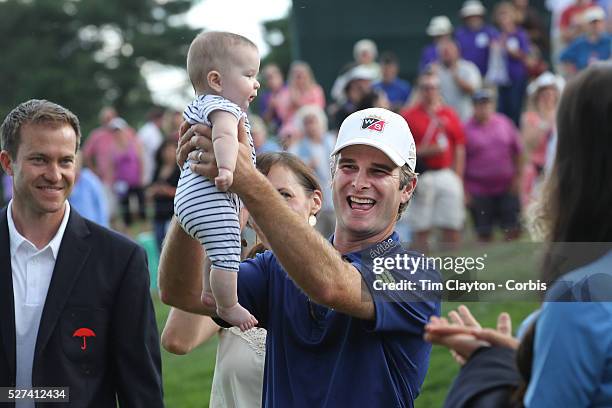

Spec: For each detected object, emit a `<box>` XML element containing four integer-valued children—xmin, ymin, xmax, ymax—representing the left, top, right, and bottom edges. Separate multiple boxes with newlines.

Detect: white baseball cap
<box><xmin>108</xmin><ymin>117</ymin><xmax>128</xmax><ymax>130</ymax></box>
<box><xmin>426</xmin><ymin>16</ymin><xmax>453</xmax><ymax>37</ymax></box>
<box><xmin>582</xmin><ymin>6</ymin><xmax>606</xmax><ymax>23</ymax></box>
<box><xmin>460</xmin><ymin>0</ymin><xmax>486</xmax><ymax>17</ymax></box>
<box><xmin>527</xmin><ymin>71</ymin><xmax>565</xmax><ymax>96</ymax></box>
<box><xmin>332</xmin><ymin>108</ymin><xmax>417</xmax><ymax>171</ymax></box>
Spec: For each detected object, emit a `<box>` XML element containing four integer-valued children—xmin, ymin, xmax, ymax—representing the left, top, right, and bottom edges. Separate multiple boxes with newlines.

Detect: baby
<box><xmin>175</xmin><ymin>31</ymin><xmax>260</xmax><ymax>330</ymax></box>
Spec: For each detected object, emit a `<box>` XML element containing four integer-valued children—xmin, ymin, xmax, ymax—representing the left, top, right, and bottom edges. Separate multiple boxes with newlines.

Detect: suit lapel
<box><xmin>0</xmin><ymin>208</ymin><xmax>16</xmax><ymax>379</ymax></box>
<box><xmin>35</xmin><ymin>210</ymin><xmax>91</xmax><ymax>357</ymax></box>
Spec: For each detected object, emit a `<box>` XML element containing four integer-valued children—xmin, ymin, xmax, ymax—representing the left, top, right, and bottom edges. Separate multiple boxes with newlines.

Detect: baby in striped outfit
<box><xmin>175</xmin><ymin>31</ymin><xmax>260</xmax><ymax>330</ymax></box>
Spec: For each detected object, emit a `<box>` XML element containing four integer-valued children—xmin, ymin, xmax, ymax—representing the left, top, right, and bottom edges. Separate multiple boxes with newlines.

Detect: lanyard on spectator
<box><xmin>422</xmin><ymin>113</ymin><xmax>442</xmax><ymax>145</ymax></box>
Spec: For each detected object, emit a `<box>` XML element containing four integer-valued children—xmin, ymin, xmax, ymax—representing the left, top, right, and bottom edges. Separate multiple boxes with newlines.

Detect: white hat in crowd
<box><xmin>426</xmin><ymin>16</ymin><xmax>453</xmax><ymax>37</ymax></box>
<box><xmin>527</xmin><ymin>71</ymin><xmax>565</xmax><ymax>96</ymax></box>
<box><xmin>582</xmin><ymin>6</ymin><xmax>606</xmax><ymax>24</ymax></box>
<box><xmin>353</xmin><ymin>39</ymin><xmax>378</xmax><ymax>61</ymax></box>
<box><xmin>108</xmin><ymin>117</ymin><xmax>128</xmax><ymax>130</ymax></box>
<box><xmin>332</xmin><ymin>108</ymin><xmax>417</xmax><ymax>171</ymax></box>
<box><xmin>344</xmin><ymin>64</ymin><xmax>378</xmax><ymax>84</ymax></box>
<box><xmin>330</xmin><ymin>64</ymin><xmax>379</xmax><ymax>103</ymax></box>
<box><xmin>460</xmin><ymin>0</ymin><xmax>486</xmax><ymax>18</ymax></box>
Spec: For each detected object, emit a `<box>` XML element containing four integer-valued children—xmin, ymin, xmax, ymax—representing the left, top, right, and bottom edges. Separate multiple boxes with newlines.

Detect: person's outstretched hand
<box><xmin>424</xmin><ymin>305</ymin><xmax>519</xmax><ymax>366</ymax></box>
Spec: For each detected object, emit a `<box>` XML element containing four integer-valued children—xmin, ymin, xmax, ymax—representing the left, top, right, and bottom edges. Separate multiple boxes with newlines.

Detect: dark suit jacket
<box><xmin>0</xmin><ymin>208</ymin><xmax>163</xmax><ymax>407</ymax></box>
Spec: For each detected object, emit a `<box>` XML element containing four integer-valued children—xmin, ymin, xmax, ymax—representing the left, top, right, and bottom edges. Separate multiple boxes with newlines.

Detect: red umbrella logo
<box><xmin>72</xmin><ymin>328</ymin><xmax>96</xmax><ymax>350</ymax></box>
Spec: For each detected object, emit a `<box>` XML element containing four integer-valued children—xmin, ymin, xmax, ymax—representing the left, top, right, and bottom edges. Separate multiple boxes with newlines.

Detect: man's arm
<box><xmin>158</xmin><ymin>217</ymin><xmax>216</xmax><ymax>316</ymax></box>
<box><xmin>453</xmin><ymin>144</ymin><xmax>466</xmax><ymax>178</ymax></box>
<box><xmin>112</xmin><ymin>246</ymin><xmax>163</xmax><ymax>407</ymax></box>
<box><xmin>189</xmin><ymin>132</ymin><xmax>375</xmax><ymax>320</ymax></box>
<box><xmin>417</xmin><ymin>143</ymin><xmax>445</xmax><ymax>157</ymax></box>
<box><xmin>243</xmin><ymin>171</ymin><xmax>375</xmax><ymax>320</ymax></box>
<box><xmin>452</xmin><ymin>64</ymin><xmax>481</xmax><ymax>95</ymax></box>
<box><xmin>511</xmin><ymin>127</ymin><xmax>524</xmax><ymax>195</ymax></box>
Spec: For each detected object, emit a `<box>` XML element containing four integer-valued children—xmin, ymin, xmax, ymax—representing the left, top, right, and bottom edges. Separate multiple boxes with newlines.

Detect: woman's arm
<box><xmin>161</xmin><ymin>307</ymin><xmax>220</xmax><ymax>355</ymax></box>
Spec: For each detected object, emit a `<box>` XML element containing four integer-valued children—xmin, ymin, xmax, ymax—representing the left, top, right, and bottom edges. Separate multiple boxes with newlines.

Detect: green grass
<box><xmin>154</xmin><ymin>298</ymin><xmax>217</xmax><ymax>408</ymax></box>
<box><xmin>153</xmin><ymin>239</ymin><xmax>542</xmax><ymax>407</ymax></box>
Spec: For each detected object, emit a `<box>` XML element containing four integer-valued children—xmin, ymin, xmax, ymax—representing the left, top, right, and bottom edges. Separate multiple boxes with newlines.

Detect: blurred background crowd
<box><xmin>1</xmin><ymin>0</ymin><xmax>610</xmax><ymax>255</ymax></box>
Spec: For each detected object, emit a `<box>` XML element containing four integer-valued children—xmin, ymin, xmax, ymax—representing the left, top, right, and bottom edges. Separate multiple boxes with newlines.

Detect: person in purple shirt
<box><xmin>108</xmin><ymin>117</ymin><xmax>145</xmax><ymax>227</ymax></box>
<box><xmin>464</xmin><ymin>88</ymin><xmax>522</xmax><ymax>242</ymax></box>
<box><xmin>259</xmin><ymin>63</ymin><xmax>287</xmax><ymax>133</ymax></box>
<box><xmin>455</xmin><ymin>0</ymin><xmax>500</xmax><ymax>76</ymax></box>
<box><xmin>419</xmin><ymin>16</ymin><xmax>454</xmax><ymax>72</ymax></box>
<box><xmin>493</xmin><ymin>2</ymin><xmax>531</xmax><ymax>126</ymax></box>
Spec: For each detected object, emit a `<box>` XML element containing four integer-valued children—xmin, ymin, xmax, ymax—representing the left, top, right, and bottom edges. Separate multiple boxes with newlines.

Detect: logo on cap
<box><xmin>362</xmin><ymin>117</ymin><xmax>386</xmax><ymax>132</ymax></box>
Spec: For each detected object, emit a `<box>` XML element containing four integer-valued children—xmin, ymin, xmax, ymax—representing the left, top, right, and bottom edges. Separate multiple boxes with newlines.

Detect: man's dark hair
<box><xmin>1</xmin><ymin>99</ymin><xmax>81</xmax><ymax>158</ymax></box>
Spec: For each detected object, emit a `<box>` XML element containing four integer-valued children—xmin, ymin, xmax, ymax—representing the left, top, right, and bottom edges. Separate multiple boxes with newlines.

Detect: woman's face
<box><xmin>537</xmin><ymin>87</ymin><xmax>558</xmax><ymax>109</ymax></box>
<box><xmin>264</xmin><ymin>65</ymin><xmax>284</xmax><ymax>91</ymax></box>
<box><xmin>291</xmin><ymin>65</ymin><xmax>310</xmax><ymax>88</ymax></box>
<box><xmin>304</xmin><ymin>114</ymin><xmax>323</xmax><ymax>141</ymax></box>
<box><xmin>266</xmin><ymin>164</ymin><xmax>320</xmax><ymax>220</ymax></box>
<box><xmin>250</xmin><ymin>163</ymin><xmax>322</xmax><ymax>248</ymax></box>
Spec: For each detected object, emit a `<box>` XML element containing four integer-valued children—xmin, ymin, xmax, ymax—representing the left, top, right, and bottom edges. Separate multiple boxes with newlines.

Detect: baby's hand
<box><xmin>215</xmin><ymin>167</ymin><xmax>233</xmax><ymax>191</ymax></box>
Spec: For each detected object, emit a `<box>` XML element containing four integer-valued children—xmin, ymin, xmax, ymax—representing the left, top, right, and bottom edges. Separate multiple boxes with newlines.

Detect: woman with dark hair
<box><xmin>522</xmin><ymin>62</ymin><xmax>612</xmax><ymax>407</ymax></box>
<box><xmin>424</xmin><ymin>63</ymin><xmax>612</xmax><ymax>407</ymax></box>
<box><xmin>161</xmin><ymin>152</ymin><xmax>323</xmax><ymax>408</ymax></box>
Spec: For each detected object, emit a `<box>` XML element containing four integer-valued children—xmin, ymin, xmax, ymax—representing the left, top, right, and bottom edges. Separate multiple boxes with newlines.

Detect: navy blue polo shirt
<box><xmin>224</xmin><ymin>232</ymin><xmax>441</xmax><ymax>408</ymax></box>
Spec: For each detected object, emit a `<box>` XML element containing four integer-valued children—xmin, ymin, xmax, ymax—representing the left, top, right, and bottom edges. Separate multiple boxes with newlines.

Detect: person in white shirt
<box><xmin>431</xmin><ymin>37</ymin><xmax>482</xmax><ymax>121</ymax></box>
<box><xmin>0</xmin><ymin>99</ymin><xmax>163</xmax><ymax>407</ymax></box>
<box><xmin>137</xmin><ymin>106</ymin><xmax>165</xmax><ymax>185</ymax></box>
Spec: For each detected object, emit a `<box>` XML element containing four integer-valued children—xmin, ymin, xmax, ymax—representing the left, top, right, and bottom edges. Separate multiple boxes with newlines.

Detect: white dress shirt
<box><xmin>7</xmin><ymin>201</ymin><xmax>70</xmax><ymax>408</ymax></box>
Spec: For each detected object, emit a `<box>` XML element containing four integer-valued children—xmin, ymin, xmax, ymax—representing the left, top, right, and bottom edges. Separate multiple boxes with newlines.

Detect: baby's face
<box><xmin>220</xmin><ymin>45</ymin><xmax>261</xmax><ymax>111</ymax></box>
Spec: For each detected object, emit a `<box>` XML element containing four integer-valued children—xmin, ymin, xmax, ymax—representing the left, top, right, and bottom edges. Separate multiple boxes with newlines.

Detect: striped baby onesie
<box><xmin>175</xmin><ymin>95</ymin><xmax>256</xmax><ymax>272</ymax></box>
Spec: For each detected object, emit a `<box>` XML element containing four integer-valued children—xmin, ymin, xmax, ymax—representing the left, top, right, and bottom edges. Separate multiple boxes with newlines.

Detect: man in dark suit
<box><xmin>0</xmin><ymin>99</ymin><xmax>163</xmax><ymax>407</ymax></box>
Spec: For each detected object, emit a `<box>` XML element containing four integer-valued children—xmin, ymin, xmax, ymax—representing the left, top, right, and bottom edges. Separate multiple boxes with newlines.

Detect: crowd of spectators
<box><xmin>252</xmin><ymin>0</ymin><xmax>608</xmax><ymax>247</ymax></box>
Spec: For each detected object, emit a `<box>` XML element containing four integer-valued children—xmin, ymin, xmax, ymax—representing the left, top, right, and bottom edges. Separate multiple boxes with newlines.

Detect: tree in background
<box><xmin>261</xmin><ymin>14</ymin><xmax>292</xmax><ymax>74</ymax></box>
<box><xmin>0</xmin><ymin>0</ymin><xmax>199</xmax><ymax>134</ymax></box>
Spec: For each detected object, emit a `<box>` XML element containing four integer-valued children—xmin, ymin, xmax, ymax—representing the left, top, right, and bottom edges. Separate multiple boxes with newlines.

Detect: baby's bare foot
<box><xmin>217</xmin><ymin>303</ymin><xmax>258</xmax><ymax>331</ymax></box>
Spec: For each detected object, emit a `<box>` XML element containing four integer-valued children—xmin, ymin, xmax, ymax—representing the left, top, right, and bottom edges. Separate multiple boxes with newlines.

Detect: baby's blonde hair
<box><xmin>187</xmin><ymin>31</ymin><xmax>257</xmax><ymax>93</ymax></box>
